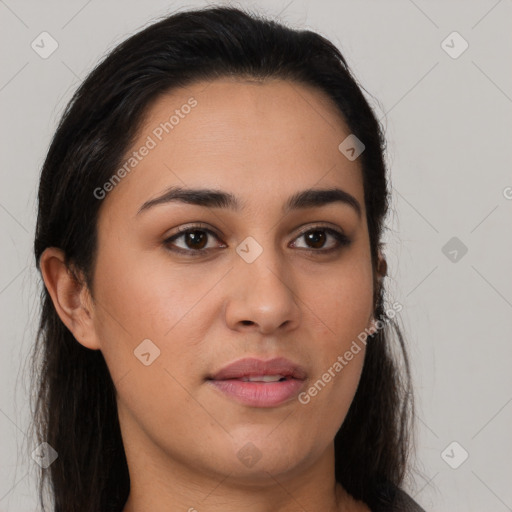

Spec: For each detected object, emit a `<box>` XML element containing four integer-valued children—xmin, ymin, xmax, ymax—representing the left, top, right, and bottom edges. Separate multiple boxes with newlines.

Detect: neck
<box><xmin>120</xmin><ymin>431</ymin><xmax>363</xmax><ymax>512</ymax></box>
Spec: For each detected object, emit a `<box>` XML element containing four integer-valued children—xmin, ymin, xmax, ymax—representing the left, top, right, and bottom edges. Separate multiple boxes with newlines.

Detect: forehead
<box><xmin>100</xmin><ymin>78</ymin><xmax>365</xmax><ymax>219</ymax></box>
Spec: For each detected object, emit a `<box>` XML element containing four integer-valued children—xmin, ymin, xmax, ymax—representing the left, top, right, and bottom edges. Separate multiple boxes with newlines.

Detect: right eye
<box><xmin>163</xmin><ymin>225</ymin><xmax>226</xmax><ymax>256</ymax></box>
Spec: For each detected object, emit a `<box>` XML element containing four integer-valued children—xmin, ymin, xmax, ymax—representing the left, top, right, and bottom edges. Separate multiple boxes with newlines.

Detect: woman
<box><xmin>30</xmin><ymin>5</ymin><xmax>425</xmax><ymax>511</ymax></box>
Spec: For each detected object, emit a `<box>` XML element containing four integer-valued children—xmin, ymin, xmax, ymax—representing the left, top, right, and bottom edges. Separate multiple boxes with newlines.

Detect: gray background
<box><xmin>1</xmin><ymin>0</ymin><xmax>511</xmax><ymax>510</ymax></box>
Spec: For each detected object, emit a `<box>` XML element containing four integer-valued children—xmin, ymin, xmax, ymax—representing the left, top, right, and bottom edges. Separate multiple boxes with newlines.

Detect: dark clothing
<box><xmin>366</xmin><ymin>481</ymin><xmax>426</xmax><ymax>512</ymax></box>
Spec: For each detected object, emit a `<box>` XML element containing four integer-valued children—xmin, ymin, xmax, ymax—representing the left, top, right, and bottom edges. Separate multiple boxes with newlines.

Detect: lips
<box><xmin>207</xmin><ymin>357</ymin><xmax>307</xmax><ymax>408</ymax></box>
<box><xmin>208</xmin><ymin>357</ymin><xmax>307</xmax><ymax>381</ymax></box>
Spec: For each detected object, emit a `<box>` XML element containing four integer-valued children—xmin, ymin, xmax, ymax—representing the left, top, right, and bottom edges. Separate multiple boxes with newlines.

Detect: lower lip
<box><xmin>207</xmin><ymin>378</ymin><xmax>305</xmax><ymax>407</ymax></box>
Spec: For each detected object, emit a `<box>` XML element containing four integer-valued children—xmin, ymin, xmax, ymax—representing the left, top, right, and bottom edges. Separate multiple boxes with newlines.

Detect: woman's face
<box><xmin>87</xmin><ymin>78</ymin><xmax>375</xmax><ymax>485</ymax></box>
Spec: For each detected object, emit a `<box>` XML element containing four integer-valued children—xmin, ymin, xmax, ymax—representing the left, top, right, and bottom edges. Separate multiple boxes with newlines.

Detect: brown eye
<box><xmin>164</xmin><ymin>227</ymin><xmax>224</xmax><ymax>255</ymax></box>
<box><xmin>304</xmin><ymin>230</ymin><xmax>327</xmax><ymax>249</ymax></box>
<box><xmin>292</xmin><ymin>227</ymin><xmax>351</xmax><ymax>253</ymax></box>
<box><xmin>182</xmin><ymin>230</ymin><xmax>208</xmax><ymax>250</ymax></box>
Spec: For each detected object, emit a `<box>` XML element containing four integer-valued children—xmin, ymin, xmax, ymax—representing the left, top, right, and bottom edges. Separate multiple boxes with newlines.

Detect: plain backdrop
<box><xmin>1</xmin><ymin>1</ymin><xmax>511</xmax><ymax>510</ymax></box>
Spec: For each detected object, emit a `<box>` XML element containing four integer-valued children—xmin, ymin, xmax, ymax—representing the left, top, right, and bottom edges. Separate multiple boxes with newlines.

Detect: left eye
<box><xmin>291</xmin><ymin>227</ymin><xmax>350</xmax><ymax>252</ymax></box>
<box><xmin>164</xmin><ymin>226</ymin><xmax>350</xmax><ymax>255</ymax></box>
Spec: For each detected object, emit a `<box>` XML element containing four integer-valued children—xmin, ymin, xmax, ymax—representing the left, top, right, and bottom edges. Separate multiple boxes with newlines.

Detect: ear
<box><xmin>39</xmin><ymin>247</ymin><xmax>101</xmax><ymax>350</ymax></box>
<box><xmin>368</xmin><ymin>249</ymin><xmax>388</xmax><ymax>333</ymax></box>
<box><xmin>376</xmin><ymin>249</ymin><xmax>387</xmax><ymax>286</ymax></box>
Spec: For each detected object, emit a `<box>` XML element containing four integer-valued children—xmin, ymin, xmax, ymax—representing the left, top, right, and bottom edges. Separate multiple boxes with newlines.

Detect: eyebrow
<box><xmin>136</xmin><ymin>185</ymin><xmax>362</xmax><ymax>218</ymax></box>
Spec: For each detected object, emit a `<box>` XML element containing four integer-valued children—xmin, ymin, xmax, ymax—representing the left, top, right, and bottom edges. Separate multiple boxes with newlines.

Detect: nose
<box><xmin>224</xmin><ymin>249</ymin><xmax>301</xmax><ymax>335</ymax></box>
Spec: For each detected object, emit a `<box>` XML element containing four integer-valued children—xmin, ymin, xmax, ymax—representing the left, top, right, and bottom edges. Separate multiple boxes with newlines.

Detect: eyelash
<box><xmin>163</xmin><ymin>223</ymin><xmax>351</xmax><ymax>256</ymax></box>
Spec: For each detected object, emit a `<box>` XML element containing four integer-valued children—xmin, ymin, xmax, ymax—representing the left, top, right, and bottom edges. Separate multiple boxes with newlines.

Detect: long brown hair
<box><xmin>30</xmin><ymin>6</ymin><xmax>415</xmax><ymax>511</ymax></box>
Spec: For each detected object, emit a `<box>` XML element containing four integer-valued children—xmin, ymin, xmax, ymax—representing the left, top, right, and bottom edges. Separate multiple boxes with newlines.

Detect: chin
<box><xmin>223</xmin><ymin>437</ymin><xmax>309</xmax><ymax>482</ymax></box>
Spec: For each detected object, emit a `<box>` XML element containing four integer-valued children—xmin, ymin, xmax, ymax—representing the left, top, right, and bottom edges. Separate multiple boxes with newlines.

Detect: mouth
<box><xmin>206</xmin><ymin>357</ymin><xmax>307</xmax><ymax>408</ymax></box>
<box><xmin>237</xmin><ymin>375</ymin><xmax>289</xmax><ymax>382</ymax></box>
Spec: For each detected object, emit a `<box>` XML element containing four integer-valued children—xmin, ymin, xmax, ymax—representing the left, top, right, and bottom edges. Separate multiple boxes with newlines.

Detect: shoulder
<box><xmin>365</xmin><ymin>481</ymin><xmax>426</xmax><ymax>512</ymax></box>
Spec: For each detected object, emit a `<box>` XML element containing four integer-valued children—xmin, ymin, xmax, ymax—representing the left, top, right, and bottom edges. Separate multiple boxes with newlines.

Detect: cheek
<box><xmin>90</xmin><ymin>238</ymin><xmax>224</xmax><ymax>408</ymax></box>
<box><xmin>92</xmin><ymin>251</ymin><xmax>213</xmax><ymax>442</ymax></box>
<box><xmin>296</xmin><ymin>251</ymin><xmax>374</xmax><ymax>430</ymax></box>
<box><xmin>92</xmin><ymin>237</ymin><xmax>210</xmax><ymax>340</ymax></box>
<box><xmin>308</xmin><ymin>250</ymin><xmax>374</xmax><ymax>352</ymax></box>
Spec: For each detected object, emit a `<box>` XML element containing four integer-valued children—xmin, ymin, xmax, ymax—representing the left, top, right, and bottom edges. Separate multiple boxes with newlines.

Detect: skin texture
<box><xmin>40</xmin><ymin>78</ymin><xmax>382</xmax><ymax>511</ymax></box>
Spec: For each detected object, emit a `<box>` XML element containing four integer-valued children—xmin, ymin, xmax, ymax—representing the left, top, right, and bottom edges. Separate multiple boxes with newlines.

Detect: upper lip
<box><xmin>208</xmin><ymin>357</ymin><xmax>307</xmax><ymax>380</ymax></box>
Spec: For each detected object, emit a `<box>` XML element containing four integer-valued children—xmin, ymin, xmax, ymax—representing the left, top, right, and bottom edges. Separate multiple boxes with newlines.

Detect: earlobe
<box><xmin>377</xmin><ymin>249</ymin><xmax>387</xmax><ymax>281</ymax></box>
<box><xmin>39</xmin><ymin>247</ymin><xmax>101</xmax><ymax>350</ymax></box>
<box><xmin>368</xmin><ymin>250</ymin><xmax>388</xmax><ymax>334</ymax></box>
<box><xmin>375</xmin><ymin>250</ymin><xmax>387</xmax><ymax>296</ymax></box>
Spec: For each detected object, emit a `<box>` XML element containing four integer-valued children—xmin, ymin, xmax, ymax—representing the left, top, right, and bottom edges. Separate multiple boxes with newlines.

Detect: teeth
<box><xmin>241</xmin><ymin>375</ymin><xmax>286</xmax><ymax>382</ymax></box>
